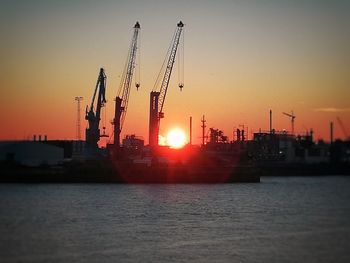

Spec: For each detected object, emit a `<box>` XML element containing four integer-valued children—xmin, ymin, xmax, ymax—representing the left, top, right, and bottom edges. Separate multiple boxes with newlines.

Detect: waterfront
<box><xmin>1</xmin><ymin>176</ymin><xmax>350</xmax><ymax>262</ymax></box>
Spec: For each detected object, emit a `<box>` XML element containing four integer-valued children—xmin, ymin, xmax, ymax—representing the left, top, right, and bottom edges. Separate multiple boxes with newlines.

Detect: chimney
<box><xmin>237</xmin><ymin>129</ymin><xmax>241</xmax><ymax>141</ymax></box>
<box><xmin>269</xmin><ymin>109</ymin><xmax>272</xmax><ymax>134</ymax></box>
<box><xmin>189</xmin><ymin>116</ymin><xmax>192</xmax><ymax>145</ymax></box>
<box><xmin>310</xmin><ymin>129</ymin><xmax>313</xmax><ymax>142</ymax></box>
<box><xmin>330</xmin><ymin>122</ymin><xmax>334</xmax><ymax>144</ymax></box>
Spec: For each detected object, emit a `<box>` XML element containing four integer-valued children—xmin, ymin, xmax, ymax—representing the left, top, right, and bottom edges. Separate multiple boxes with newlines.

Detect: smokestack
<box><xmin>44</xmin><ymin>135</ymin><xmax>47</xmax><ymax>141</ymax></box>
<box><xmin>310</xmin><ymin>129</ymin><xmax>313</xmax><ymax>142</ymax></box>
<box><xmin>237</xmin><ymin>129</ymin><xmax>241</xmax><ymax>141</ymax></box>
<box><xmin>330</xmin><ymin>122</ymin><xmax>334</xmax><ymax>144</ymax></box>
<box><xmin>189</xmin><ymin>116</ymin><xmax>192</xmax><ymax>145</ymax></box>
<box><xmin>33</xmin><ymin>135</ymin><xmax>36</xmax><ymax>141</ymax></box>
<box><xmin>269</xmin><ymin>109</ymin><xmax>272</xmax><ymax>133</ymax></box>
<box><xmin>39</xmin><ymin>135</ymin><xmax>42</xmax><ymax>141</ymax></box>
<box><xmin>201</xmin><ymin>115</ymin><xmax>206</xmax><ymax>146</ymax></box>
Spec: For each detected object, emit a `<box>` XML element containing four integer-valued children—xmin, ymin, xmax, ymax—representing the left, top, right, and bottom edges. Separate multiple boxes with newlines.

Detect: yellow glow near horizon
<box><xmin>166</xmin><ymin>128</ymin><xmax>186</xmax><ymax>149</ymax></box>
<box><xmin>158</xmin><ymin>135</ymin><xmax>167</xmax><ymax>146</ymax></box>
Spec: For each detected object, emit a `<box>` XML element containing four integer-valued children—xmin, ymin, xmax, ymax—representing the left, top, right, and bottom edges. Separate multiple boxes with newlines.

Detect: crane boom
<box><xmin>283</xmin><ymin>112</ymin><xmax>293</xmax><ymax>118</ymax></box>
<box><xmin>149</xmin><ymin>21</ymin><xmax>184</xmax><ymax>148</ymax></box>
<box><xmin>156</xmin><ymin>21</ymin><xmax>184</xmax><ymax>114</ymax></box>
<box><xmin>282</xmin><ymin>111</ymin><xmax>296</xmax><ymax>135</ymax></box>
<box><xmin>85</xmin><ymin>68</ymin><xmax>107</xmax><ymax>148</ymax></box>
<box><xmin>114</xmin><ymin>22</ymin><xmax>140</xmax><ymax>148</ymax></box>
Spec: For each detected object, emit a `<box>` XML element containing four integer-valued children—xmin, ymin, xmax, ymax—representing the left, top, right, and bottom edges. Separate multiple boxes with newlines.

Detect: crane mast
<box><xmin>113</xmin><ymin>22</ymin><xmax>140</xmax><ymax>148</ymax></box>
<box><xmin>149</xmin><ymin>21</ymin><xmax>184</xmax><ymax>148</ymax></box>
<box><xmin>85</xmin><ymin>68</ymin><xmax>107</xmax><ymax>149</ymax></box>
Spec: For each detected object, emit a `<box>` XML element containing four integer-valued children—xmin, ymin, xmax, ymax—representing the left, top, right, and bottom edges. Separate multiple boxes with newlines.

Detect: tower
<box><xmin>269</xmin><ymin>109</ymin><xmax>272</xmax><ymax>134</ymax></box>
<box><xmin>75</xmin><ymin>96</ymin><xmax>83</xmax><ymax>140</ymax></box>
<box><xmin>201</xmin><ymin>115</ymin><xmax>206</xmax><ymax>146</ymax></box>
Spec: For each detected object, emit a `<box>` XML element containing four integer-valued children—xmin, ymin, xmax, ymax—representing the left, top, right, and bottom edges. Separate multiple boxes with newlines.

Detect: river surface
<box><xmin>1</xmin><ymin>176</ymin><xmax>350</xmax><ymax>262</ymax></box>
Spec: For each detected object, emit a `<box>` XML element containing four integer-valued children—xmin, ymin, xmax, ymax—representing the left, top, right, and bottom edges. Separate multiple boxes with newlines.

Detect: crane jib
<box><xmin>158</xmin><ymin>25</ymin><xmax>184</xmax><ymax>113</ymax></box>
<box><xmin>113</xmin><ymin>22</ymin><xmax>141</xmax><ymax>147</ymax></box>
<box><xmin>119</xmin><ymin>24</ymin><xmax>140</xmax><ymax>129</ymax></box>
<box><xmin>148</xmin><ymin>21</ymin><xmax>185</xmax><ymax>148</ymax></box>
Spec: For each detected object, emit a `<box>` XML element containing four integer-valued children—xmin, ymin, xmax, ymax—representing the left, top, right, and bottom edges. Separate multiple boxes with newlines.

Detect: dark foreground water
<box><xmin>1</xmin><ymin>176</ymin><xmax>350</xmax><ymax>263</ymax></box>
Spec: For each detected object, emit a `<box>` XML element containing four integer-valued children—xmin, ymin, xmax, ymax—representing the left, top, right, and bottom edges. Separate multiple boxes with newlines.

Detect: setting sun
<box><xmin>166</xmin><ymin>128</ymin><xmax>186</xmax><ymax>149</ymax></box>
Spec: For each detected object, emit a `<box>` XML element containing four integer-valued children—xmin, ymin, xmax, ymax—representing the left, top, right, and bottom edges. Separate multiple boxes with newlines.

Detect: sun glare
<box><xmin>166</xmin><ymin>128</ymin><xmax>186</xmax><ymax>149</ymax></box>
<box><xmin>158</xmin><ymin>135</ymin><xmax>167</xmax><ymax>146</ymax></box>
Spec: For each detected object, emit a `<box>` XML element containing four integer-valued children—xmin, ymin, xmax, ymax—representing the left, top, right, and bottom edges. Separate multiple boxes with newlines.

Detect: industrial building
<box><xmin>0</xmin><ymin>141</ymin><xmax>64</xmax><ymax>167</ymax></box>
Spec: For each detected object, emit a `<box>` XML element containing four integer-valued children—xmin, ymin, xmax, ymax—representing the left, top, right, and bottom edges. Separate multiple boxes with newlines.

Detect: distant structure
<box><xmin>236</xmin><ymin>128</ymin><xmax>246</xmax><ymax>141</ymax></box>
<box><xmin>269</xmin><ymin>109</ymin><xmax>273</xmax><ymax>134</ymax></box>
<box><xmin>122</xmin><ymin>134</ymin><xmax>144</xmax><ymax>151</ymax></box>
<box><xmin>239</xmin><ymin>125</ymin><xmax>246</xmax><ymax>141</ymax></box>
<box><xmin>208</xmin><ymin>128</ymin><xmax>228</xmax><ymax>144</ymax></box>
<box><xmin>75</xmin><ymin>96</ymin><xmax>83</xmax><ymax>140</ymax></box>
<box><xmin>189</xmin><ymin>116</ymin><xmax>193</xmax><ymax>145</ymax></box>
<box><xmin>330</xmin><ymin>121</ymin><xmax>334</xmax><ymax>144</ymax></box>
<box><xmin>283</xmin><ymin>111</ymin><xmax>296</xmax><ymax>135</ymax></box>
<box><xmin>0</xmin><ymin>141</ymin><xmax>64</xmax><ymax>167</ymax></box>
<box><xmin>201</xmin><ymin>115</ymin><xmax>206</xmax><ymax>146</ymax></box>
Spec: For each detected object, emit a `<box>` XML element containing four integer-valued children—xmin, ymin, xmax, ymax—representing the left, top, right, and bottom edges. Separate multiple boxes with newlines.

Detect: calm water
<box><xmin>1</xmin><ymin>176</ymin><xmax>350</xmax><ymax>262</ymax></box>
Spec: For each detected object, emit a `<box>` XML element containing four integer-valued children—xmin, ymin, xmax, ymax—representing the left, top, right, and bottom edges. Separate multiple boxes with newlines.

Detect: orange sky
<box><xmin>1</xmin><ymin>0</ymin><xmax>349</xmax><ymax>144</ymax></box>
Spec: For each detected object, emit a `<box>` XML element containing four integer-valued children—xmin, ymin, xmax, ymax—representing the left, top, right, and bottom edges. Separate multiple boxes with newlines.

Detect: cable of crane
<box><xmin>178</xmin><ymin>25</ymin><xmax>184</xmax><ymax>90</ymax></box>
<box><xmin>136</xmin><ymin>29</ymin><xmax>141</xmax><ymax>90</ymax></box>
<box><xmin>152</xmin><ymin>27</ymin><xmax>177</xmax><ymax>92</ymax></box>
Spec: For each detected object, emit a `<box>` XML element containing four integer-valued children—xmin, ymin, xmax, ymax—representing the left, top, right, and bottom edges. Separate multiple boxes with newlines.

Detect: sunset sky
<box><xmin>1</xmin><ymin>0</ymin><xmax>349</xmax><ymax>144</ymax></box>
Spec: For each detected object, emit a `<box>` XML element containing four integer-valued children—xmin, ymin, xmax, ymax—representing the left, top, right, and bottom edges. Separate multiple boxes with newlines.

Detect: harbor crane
<box><xmin>336</xmin><ymin>116</ymin><xmax>349</xmax><ymax>140</ymax></box>
<box><xmin>283</xmin><ymin>111</ymin><xmax>296</xmax><ymax>135</ymax></box>
<box><xmin>113</xmin><ymin>22</ymin><xmax>141</xmax><ymax>148</ymax></box>
<box><xmin>85</xmin><ymin>68</ymin><xmax>107</xmax><ymax>149</ymax></box>
<box><xmin>149</xmin><ymin>21</ymin><xmax>184</xmax><ymax>148</ymax></box>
